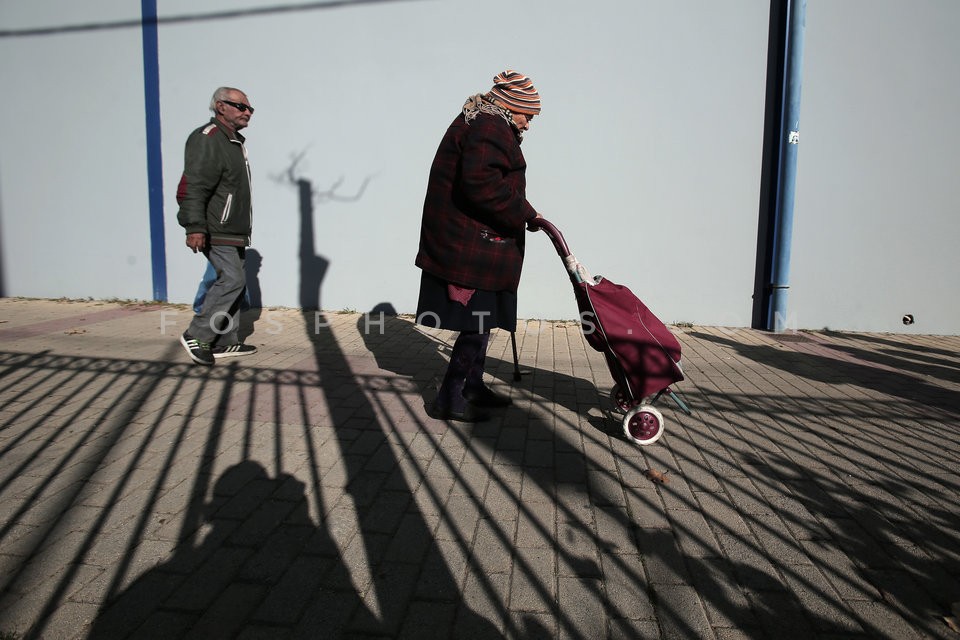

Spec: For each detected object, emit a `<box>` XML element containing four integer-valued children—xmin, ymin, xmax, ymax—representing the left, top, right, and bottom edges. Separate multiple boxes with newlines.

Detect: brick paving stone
<box><xmin>185</xmin><ymin>582</ymin><xmax>268</xmax><ymax>639</ymax></box>
<box><xmin>397</xmin><ymin>600</ymin><xmax>458</xmax><ymax>639</ymax></box>
<box><xmin>506</xmin><ymin>610</ymin><xmax>558</xmax><ymax>639</ymax></box>
<box><xmin>653</xmin><ymin>584</ymin><xmax>714</xmax><ymax>640</ymax></box>
<box><xmin>641</xmin><ymin>529</ymin><xmax>693</xmax><ymax>586</ymax></box>
<box><xmin>457</xmin><ymin>569</ymin><xmax>509</xmax><ymax>637</ymax></box>
<box><xmin>127</xmin><ymin>610</ymin><xmax>197</xmax><ymax>640</ymax></box>
<box><xmin>556</xmin><ymin>576</ymin><xmax>607</xmax><ymax>639</ymax></box>
<box><xmin>253</xmin><ymin>555</ymin><xmax>333</xmax><ymax>625</ymax></box>
<box><xmin>593</xmin><ymin>504</ymin><xmax>639</xmax><ymax>553</ymax></box>
<box><xmin>509</xmin><ymin>546</ymin><xmax>555</xmax><ymax>613</ymax></box>
<box><xmin>666</xmin><ymin>508</ymin><xmax>724</xmax><ymax>559</ymax></box>
<box><xmin>513</xmin><ymin>499</ymin><xmax>555</xmax><ymax>549</ymax></box>
<box><xmin>685</xmin><ymin>556</ymin><xmax>756</xmax><ymax>630</ymax></box>
<box><xmin>744</xmin><ymin>589</ymin><xmax>818</xmax><ymax>640</ymax></box>
<box><xmin>519</xmin><ymin>469</ymin><xmax>555</xmax><ymax>505</ymax></box>
<box><xmin>626</xmin><ymin>485</ymin><xmax>671</xmax><ymax>530</ymax></box>
<box><xmin>600</xmin><ymin>550</ymin><xmax>656</xmax><ymax>621</ymax></box>
<box><xmin>1</xmin><ymin>300</ymin><xmax>958</xmax><ymax>638</ymax></box>
<box><xmin>782</xmin><ymin>562</ymin><xmax>864</xmax><ymax>633</ymax></box>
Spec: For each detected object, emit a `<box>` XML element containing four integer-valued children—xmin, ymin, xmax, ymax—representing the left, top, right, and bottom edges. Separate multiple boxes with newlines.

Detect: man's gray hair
<box><xmin>210</xmin><ymin>86</ymin><xmax>243</xmax><ymax>112</ymax></box>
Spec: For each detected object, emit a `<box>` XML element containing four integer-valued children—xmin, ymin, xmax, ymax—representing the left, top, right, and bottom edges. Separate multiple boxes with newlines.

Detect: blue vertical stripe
<box><xmin>766</xmin><ymin>0</ymin><xmax>805</xmax><ymax>332</ymax></box>
<box><xmin>141</xmin><ymin>0</ymin><xmax>167</xmax><ymax>301</ymax></box>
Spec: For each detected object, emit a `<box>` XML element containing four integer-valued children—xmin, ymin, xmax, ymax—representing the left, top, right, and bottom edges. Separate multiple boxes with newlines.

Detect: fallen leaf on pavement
<box><xmin>65</xmin><ymin>328</ymin><xmax>87</xmax><ymax>335</ymax></box>
<box><xmin>644</xmin><ymin>468</ymin><xmax>670</xmax><ymax>484</ymax></box>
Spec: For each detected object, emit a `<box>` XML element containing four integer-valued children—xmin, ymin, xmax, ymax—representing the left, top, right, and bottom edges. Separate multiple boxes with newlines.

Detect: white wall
<box><xmin>792</xmin><ymin>0</ymin><xmax>960</xmax><ymax>334</ymax></box>
<box><xmin>2</xmin><ymin>1</ymin><xmax>957</xmax><ymax>333</ymax></box>
<box><xmin>0</xmin><ymin>2</ymin><xmax>152</xmax><ymax>300</ymax></box>
<box><xmin>155</xmin><ymin>0</ymin><xmax>769</xmax><ymax>328</ymax></box>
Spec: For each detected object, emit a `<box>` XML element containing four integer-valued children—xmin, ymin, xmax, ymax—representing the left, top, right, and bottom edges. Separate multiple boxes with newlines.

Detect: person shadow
<box><xmin>86</xmin><ymin>461</ymin><xmax>340</xmax><ymax>639</ymax></box>
<box><xmin>239</xmin><ymin>248</ymin><xmax>263</xmax><ymax>342</ymax></box>
<box><xmin>358</xmin><ymin>303</ymin><xmax>608</xmax><ymax>423</ymax></box>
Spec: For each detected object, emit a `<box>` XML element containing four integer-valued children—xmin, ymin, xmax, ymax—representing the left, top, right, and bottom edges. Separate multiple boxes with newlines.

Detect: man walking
<box><xmin>176</xmin><ymin>86</ymin><xmax>258</xmax><ymax>365</ymax></box>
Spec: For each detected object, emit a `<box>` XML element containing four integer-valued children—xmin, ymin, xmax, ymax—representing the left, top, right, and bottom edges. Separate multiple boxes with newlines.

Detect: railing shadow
<box><xmin>2</xmin><ymin>319</ymin><xmax>957</xmax><ymax>638</ymax></box>
<box><xmin>820</xmin><ymin>329</ymin><xmax>960</xmax><ymax>383</ymax></box>
<box><xmin>672</xmin><ymin>329</ymin><xmax>960</xmax><ymax>637</ymax></box>
<box><xmin>689</xmin><ymin>330</ymin><xmax>960</xmax><ymax>417</ymax></box>
<box><xmin>358</xmin><ymin>314</ymin><xmax>800</xmax><ymax>637</ymax></box>
<box><xmin>0</xmin><ymin>344</ymin><xmax>546</xmax><ymax>637</ymax></box>
<box><xmin>3</xmin><ymin>186</ymin><xmax>956</xmax><ymax>639</ymax></box>
<box><xmin>0</xmin><ymin>350</ymin><xmax>281</xmax><ymax>637</ymax></box>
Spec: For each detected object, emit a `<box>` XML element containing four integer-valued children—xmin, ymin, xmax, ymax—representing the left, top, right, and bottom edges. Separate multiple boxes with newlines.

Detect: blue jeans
<box><xmin>188</xmin><ymin>245</ymin><xmax>246</xmax><ymax>345</ymax></box>
<box><xmin>193</xmin><ymin>259</ymin><xmax>251</xmax><ymax>314</ymax></box>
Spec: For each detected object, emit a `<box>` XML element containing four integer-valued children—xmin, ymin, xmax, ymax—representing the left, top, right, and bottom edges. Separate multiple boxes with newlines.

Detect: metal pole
<box><xmin>510</xmin><ymin>331</ymin><xmax>522</xmax><ymax>382</ymax></box>
<box><xmin>767</xmin><ymin>0</ymin><xmax>806</xmax><ymax>332</ymax></box>
<box><xmin>142</xmin><ymin>0</ymin><xmax>167</xmax><ymax>301</ymax></box>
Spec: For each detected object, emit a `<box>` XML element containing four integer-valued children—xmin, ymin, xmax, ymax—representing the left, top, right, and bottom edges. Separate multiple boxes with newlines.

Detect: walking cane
<box><xmin>510</xmin><ymin>331</ymin><xmax>522</xmax><ymax>381</ymax></box>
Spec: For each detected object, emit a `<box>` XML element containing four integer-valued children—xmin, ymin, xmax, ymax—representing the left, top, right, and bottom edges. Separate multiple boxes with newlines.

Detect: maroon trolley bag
<box><xmin>530</xmin><ymin>218</ymin><xmax>690</xmax><ymax>445</ymax></box>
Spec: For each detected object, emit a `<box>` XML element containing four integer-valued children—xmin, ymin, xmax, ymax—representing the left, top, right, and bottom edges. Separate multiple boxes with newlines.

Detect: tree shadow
<box><xmin>761</xmin><ymin>450</ymin><xmax>960</xmax><ymax>637</ymax></box>
<box><xmin>287</xmin><ymin>166</ymin><xmax>506</xmax><ymax>636</ymax></box>
<box><xmin>819</xmin><ymin>330</ymin><xmax>960</xmax><ymax>383</ymax></box>
<box><xmin>689</xmin><ymin>330</ymin><xmax>960</xmax><ymax>417</ymax></box>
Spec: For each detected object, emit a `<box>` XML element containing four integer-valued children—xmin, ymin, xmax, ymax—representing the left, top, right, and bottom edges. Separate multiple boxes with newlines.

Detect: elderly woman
<box><xmin>415</xmin><ymin>70</ymin><xmax>543</xmax><ymax>422</ymax></box>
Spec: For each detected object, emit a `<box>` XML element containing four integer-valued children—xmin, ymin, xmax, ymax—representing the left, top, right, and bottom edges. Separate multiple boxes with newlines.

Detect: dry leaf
<box><xmin>65</xmin><ymin>328</ymin><xmax>87</xmax><ymax>335</ymax></box>
<box><xmin>644</xmin><ymin>468</ymin><xmax>670</xmax><ymax>484</ymax></box>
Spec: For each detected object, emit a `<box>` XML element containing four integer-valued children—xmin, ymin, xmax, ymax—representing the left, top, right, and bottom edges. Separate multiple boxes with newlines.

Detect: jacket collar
<box><xmin>207</xmin><ymin>117</ymin><xmax>245</xmax><ymax>143</ymax></box>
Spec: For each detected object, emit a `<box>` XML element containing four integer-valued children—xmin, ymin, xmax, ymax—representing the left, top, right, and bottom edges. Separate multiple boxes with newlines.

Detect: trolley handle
<box><xmin>529</xmin><ymin>217</ymin><xmax>594</xmax><ymax>285</ymax></box>
<box><xmin>528</xmin><ymin>217</ymin><xmax>571</xmax><ymax>258</ymax></box>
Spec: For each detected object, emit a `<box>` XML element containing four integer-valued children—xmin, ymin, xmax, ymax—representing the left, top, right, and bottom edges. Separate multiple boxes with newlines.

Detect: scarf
<box><xmin>462</xmin><ymin>94</ymin><xmax>524</xmax><ymax>141</ymax></box>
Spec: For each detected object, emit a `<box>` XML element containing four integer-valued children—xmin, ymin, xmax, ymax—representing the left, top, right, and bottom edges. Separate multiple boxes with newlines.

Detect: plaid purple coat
<box><xmin>415</xmin><ymin>111</ymin><xmax>538</xmax><ymax>293</ymax></box>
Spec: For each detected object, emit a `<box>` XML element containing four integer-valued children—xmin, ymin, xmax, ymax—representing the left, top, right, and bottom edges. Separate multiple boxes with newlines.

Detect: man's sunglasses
<box><xmin>220</xmin><ymin>99</ymin><xmax>255</xmax><ymax>114</ymax></box>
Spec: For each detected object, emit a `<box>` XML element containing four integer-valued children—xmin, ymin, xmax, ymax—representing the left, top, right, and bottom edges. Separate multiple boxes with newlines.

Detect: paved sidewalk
<box><xmin>0</xmin><ymin>298</ymin><xmax>958</xmax><ymax>640</ymax></box>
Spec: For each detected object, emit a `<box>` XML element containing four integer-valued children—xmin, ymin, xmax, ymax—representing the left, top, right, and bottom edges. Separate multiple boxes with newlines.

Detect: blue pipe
<box><xmin>767</xmin><ymin>0</ymin><xmax>806</xmax><ymax>332</ymax></box>
<box><xmin>141</xmin><ymin>0</ymin><xmax>167</xmax><ymax>301</ymax></box>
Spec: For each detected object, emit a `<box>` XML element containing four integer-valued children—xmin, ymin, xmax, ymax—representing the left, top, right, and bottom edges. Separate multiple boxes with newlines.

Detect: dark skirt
<box><xmin>416</xmin><ymin>271</ymin><xmax>517</xmax><ymax>333</ymax></box>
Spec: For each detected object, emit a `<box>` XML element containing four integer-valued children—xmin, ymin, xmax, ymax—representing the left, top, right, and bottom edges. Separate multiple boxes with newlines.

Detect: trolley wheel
<box><xmin>610</xmin><ymin>384</ymin><xmax>635</xmax><ymax>412</ymax></box>
<box><xmin>622</xmin><ymin>405</ymin><xmax>665</xmax><ymax>446</ymax></box>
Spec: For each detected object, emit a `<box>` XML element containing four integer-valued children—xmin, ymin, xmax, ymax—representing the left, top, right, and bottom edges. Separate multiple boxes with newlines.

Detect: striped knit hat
<box><xmin>487</xmin><ymin>70</ymin><xmax>541</xmax><ymax>115</ymax></box>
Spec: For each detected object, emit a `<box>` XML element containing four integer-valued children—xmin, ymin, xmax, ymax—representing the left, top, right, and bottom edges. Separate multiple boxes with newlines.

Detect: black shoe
<box><xmin>464</xmin><ymin>386</ymin><xmax>512</xmax><ymax>408</ymax></box>
<box><xmin>180</xmin><ymin>332</ymin><xmax>214</xmax><ymax>366</ymax></box>
<box><xmin>212</xmin><ymin>343</ymin><xmax>258</xmax><ymax>359</ymax></box>
<box><xmin>429</xmin><ymin>403</ymin><xmax>491</xmax><ymax>423</ymax></box>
